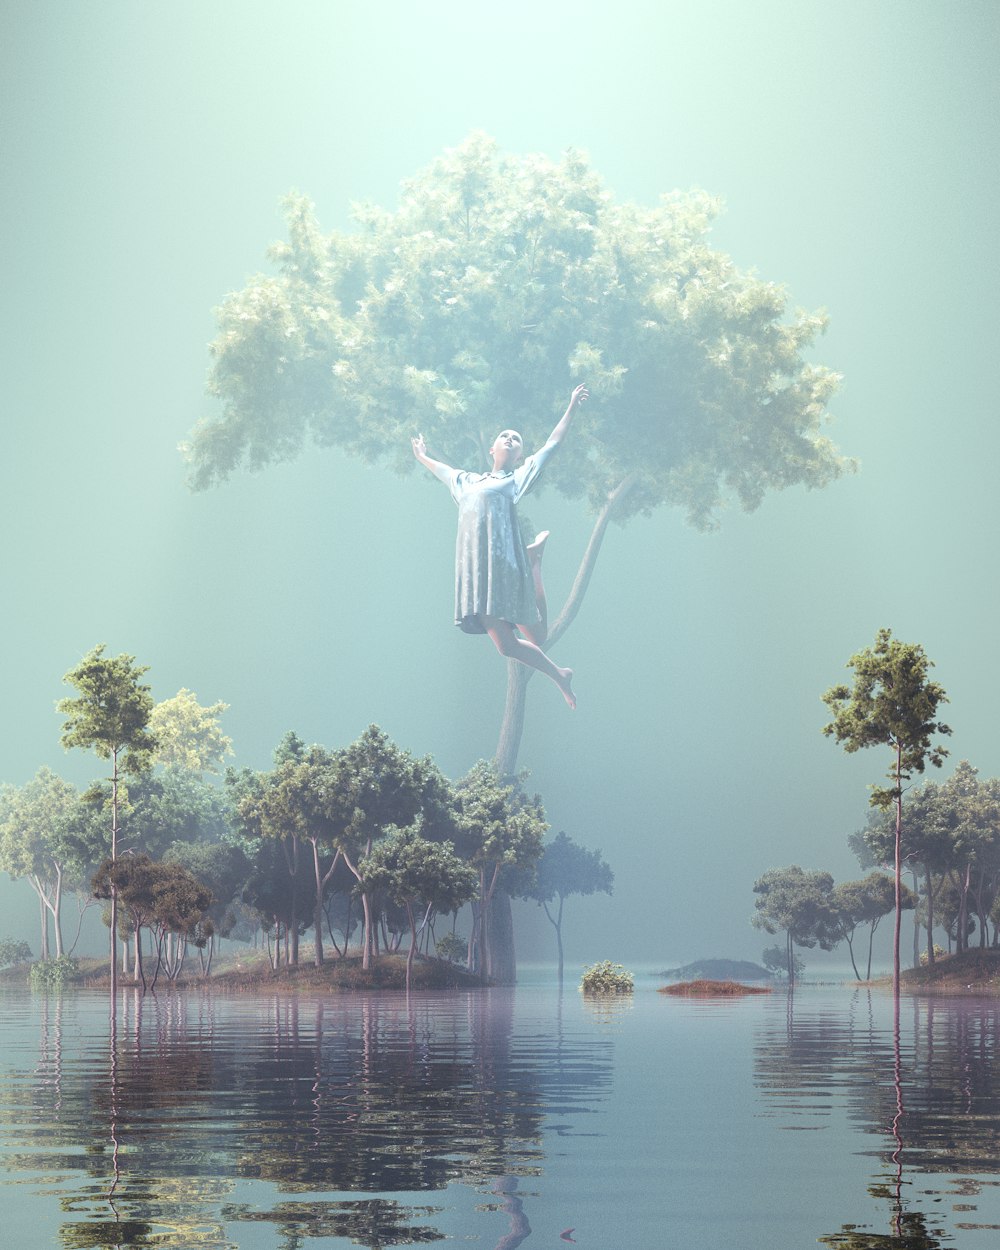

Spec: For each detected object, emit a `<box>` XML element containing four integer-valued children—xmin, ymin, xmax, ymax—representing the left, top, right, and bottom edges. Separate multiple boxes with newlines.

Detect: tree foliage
<box><xmin>453</xmin><ymin>761</ymin><xmax>547</xmax><ymax>979</ymax></box>
<box><xmin>58</xmin><ymin>645</ymin><xmax>157</xmax><ymax>775</ymax></box>
<box><xmin>185</xmin><ymin>133</ymin><xmax>848</xmax><ymax>531</ymax></box>
<box><xmin>856</xmin><ymin>762</ymin><xmax>1000</xmax><ymax>964</ymax></box>
<box><xmin>751</xmin><ymin>865</ymin><xmax>841</xmax><ymax>985</ymax></box>
<box><xmin>360</xmin><ymin>827</ymin><xmax>477</xmax><ymax>989</ymax></box>
<box><xmin>0</xmin><ymin>767</ymin><xmax>87</xmax><ymax>959</ymax></box>
<box><xmin>149</xmin><ymin>688</ymin><xmax>233</xmax><ymax>774</ymax></box>
<box><xmin>92</xmin><ymin>853</ymin><xmax>213</xmax><ymax>988</ymax></box>
<box><xmin>834</xmin><ymin>873</ymin><xmax>913</xmax><ymax>982</ymax></box>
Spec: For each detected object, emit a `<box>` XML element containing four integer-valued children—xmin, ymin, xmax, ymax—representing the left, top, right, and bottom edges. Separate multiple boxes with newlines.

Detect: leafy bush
<box><xmin>0</xmin><ymin>937</ymin><xmax>32</xmax><ymax>968</ymax></box>
<box><xmin>919</xmin><ymin>945</ymin><xmax>947</xmax><ymax>967</ymax></box>
<box><xmin>29</xmin><ymin>956</ymin><xmax>79</xmax><ymax>988</ymax></box>
<box><xmin>434</xmin><ymin>932</ymin><xmax>467</xmax><ymax>964</ymax></box>
<box><xmin>761</xmin><ymin>944</ymin><xmax>804</xmax><ymax>980</ymax></box>
<box><xmin>580</xmin><ymin>960</ymin><xmax>634</xmax><ymax>995</ymax></box>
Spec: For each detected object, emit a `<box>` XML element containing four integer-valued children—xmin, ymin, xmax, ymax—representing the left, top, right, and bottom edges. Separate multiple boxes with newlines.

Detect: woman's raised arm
<box><xmin>543</xmin><ymin>384</ymin><xmax>589</xmax><ymax>450</ymax></box>
<box><xmin>411</xmin><ymin>434</ymin><xmax>454</xmax><ymax>484</ymax></box>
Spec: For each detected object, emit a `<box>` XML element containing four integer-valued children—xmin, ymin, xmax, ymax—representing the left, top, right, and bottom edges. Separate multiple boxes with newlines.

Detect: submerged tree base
<box><xmin>659</xmin><ymin>980</ymin><xmax>772</xmax><ymax>997</ymax></box>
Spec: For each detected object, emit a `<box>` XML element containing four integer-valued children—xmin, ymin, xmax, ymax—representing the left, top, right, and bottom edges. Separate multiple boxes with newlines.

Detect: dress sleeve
<box><xmin>448</xmin><ymin>468</ymin><xmax>473</xmax><ymax>504</ymax></box>
<box><xmin>512</xmin><ymin>440</ymin><xmax>557</xmax><ymax>502</ymax></box>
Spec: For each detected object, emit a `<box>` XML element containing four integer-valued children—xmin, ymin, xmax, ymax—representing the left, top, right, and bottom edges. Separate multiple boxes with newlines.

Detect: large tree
<box><xmin>0</xmin><ymin>768</ymin><xmax>90</xmax><ymax>959</ymax></box>
<box><xmin>185</xmin><ymin>134</ymin><xmax>850</xmax><ymax>979</ymax></box>
<box><xmin>452</xmin><ymin>761</ymin><xmax>547</xmax><ymax>981</ymax></box>
<box><xmin>750</xmin><ymin>865</ymin><xmax>842</xmax><ymax>987</ymax></box>
<box><xmin>359</xmin><ymin>827</ymin><xmax>477</xmax><ymax>991</ymax></box>
<box><xmin>822</xmin><ymin>628</ymin><xmax>951</xmax><ymax>993</ymax></box>
<box><xmin>833</xmin><ymin>873</ymin><xmax>913</xmax><ymax>982</ymax></box>
<box><xmin>58</xmin><ymin>645</ymin><xmax>157</xmax><ymax>996</ymax></box>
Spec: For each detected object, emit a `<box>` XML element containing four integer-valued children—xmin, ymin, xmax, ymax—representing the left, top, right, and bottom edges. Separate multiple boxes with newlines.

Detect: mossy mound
<box><xmin>899</xmin><ymin>948</ymin><xmax>1000</xmax><ymax>994</ymax></box>
<box><xmin>659</xmin><ymin>979</ymin><xmax>772</xmax><ymax>997</ymax></box>
<box><xmin>210</xmin><ymin>953</ymin><xmax>483</xmax><ymax>993</ymax></box>
<box><xmin>65</xmin><ymin>952</ymin><xmax>483</xmax><ymax>993</ymax></box>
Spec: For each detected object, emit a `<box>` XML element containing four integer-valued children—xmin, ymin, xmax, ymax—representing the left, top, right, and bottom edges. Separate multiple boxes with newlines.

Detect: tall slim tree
<box><xmin>521</xmin><ymin>831</ymin><xmax>614</xmax><ymax>983</ymax></box>
<box><xmin>822</xmin><ymin>628</ymin><xmax>951</xmax><ymax>993</ymax></box>
<box><xmin>58</xmin><ymin>645</ymin><xmax>157</xmax><ymax>997</ymax></box>
<box><xmin>185</xmin><ymin>134</ymin><xmax>851</xmax><ymax>981</ymax></box>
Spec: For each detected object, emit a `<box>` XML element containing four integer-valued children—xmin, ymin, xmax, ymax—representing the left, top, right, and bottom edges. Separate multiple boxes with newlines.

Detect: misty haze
<box><xmin>3</xmin><ymin>2</ymin><xmax>1000</xmax><ymax>1247</ymax></box>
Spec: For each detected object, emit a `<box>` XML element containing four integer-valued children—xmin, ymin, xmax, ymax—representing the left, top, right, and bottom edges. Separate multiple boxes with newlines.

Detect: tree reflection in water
<box><xmin>755</xmin><ymin>988</ymin><xmax>1000</xmax><ymax>1247</ymax></box>
<box><xmin>0</xmin><ymin>987</ymin><xmax>611</xmax><ymax>1249</ymax></box>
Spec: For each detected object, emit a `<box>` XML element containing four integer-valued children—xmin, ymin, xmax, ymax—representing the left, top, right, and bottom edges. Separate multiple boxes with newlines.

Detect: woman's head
<box><xmin>489</xmin><ymin>429</ymin><xmax>524</xmax><ymax>470</ymax></box>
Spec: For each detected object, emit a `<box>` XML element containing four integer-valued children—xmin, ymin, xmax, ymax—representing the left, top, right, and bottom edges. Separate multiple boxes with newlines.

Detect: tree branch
<box><xmin>548</xmin><ymin>472</ymin><xmax>640</xmax><ymax>649</ymax></box>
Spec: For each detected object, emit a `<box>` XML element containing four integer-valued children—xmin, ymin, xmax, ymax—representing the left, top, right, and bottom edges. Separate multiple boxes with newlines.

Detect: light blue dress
<box><xmin>446</xmin><ymin>442</ymin><xmax>556</xmax><ymax>634</ymax></box>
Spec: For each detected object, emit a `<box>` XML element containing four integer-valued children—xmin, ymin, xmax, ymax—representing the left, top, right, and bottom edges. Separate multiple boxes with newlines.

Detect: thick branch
<box><xmin>548</xmin><ymin>472</ymin><xmax>640</xmax><ymax>649</ymax></box>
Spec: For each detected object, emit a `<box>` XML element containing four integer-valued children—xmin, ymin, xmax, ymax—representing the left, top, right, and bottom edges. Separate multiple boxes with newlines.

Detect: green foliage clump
<box><xmin>434</xmin><ymin>932</ymin><xmax>467</xmax><ymax>964</ymax></box>
<box><xmin>580</xmin><ymin>960</ymin><xmax>634</xmax><ymax>995</ymax></box>
<box><xmin>919</xmin><ymin>945</ymin><xmax>947</xmax><ymax>967</ymax></box>
<box><xmin>0</xmin><ymin>937</ymin><xmax>32</xmax><ymax>967</ymax></box>
<box><xmin>29</xmin><ymin>956</ymin><xmax>79</xmax><ymax>988</ymax></box>
<box><xmin>761</xmin><ymin>944</ymin><xmax>804</xmax><ymax>980</ymax></box>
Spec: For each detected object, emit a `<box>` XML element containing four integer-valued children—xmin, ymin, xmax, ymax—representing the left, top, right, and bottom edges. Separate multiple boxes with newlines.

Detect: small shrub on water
<box><xmin>29</xmin><ymin>957</ymin><xmax>79</xmax><ymax>989</ymax></box>
<box><xmin>580</xmin><ymin>960</ymin><xmax>634</xmax><ymax>995</ymax></box>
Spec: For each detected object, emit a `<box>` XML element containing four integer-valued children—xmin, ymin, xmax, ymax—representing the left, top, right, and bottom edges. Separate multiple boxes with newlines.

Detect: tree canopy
<box><xmin>149</xmin><ymin>688</ymin><xmax>233</xmax><ymax>774</ymax></box>
<box><xmin>184</xmin><ymin>132</ymin><xmax>849</xmax><ymax>531</ymax></box>
<box><xmin>751</xmin><ymin>865</ymin><xmax>841</xmax><ymax>986</ymax></box>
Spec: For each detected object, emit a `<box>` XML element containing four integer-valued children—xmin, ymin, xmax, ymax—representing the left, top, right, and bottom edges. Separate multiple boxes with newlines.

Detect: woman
<box><xmin>411</xmin><ymin>384</ymin><xmax>588</xmax><ymax>709</ymax></box>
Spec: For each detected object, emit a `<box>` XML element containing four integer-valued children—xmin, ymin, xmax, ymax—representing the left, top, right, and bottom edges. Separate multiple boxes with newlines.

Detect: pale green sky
<box><xmin>3</xmin><ymin>0</ymin><xmax>999</xmax><ymax>965</ymax></box>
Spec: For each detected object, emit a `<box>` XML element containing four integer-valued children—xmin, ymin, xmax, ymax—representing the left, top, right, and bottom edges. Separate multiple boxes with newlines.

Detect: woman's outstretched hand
<box><xmin>411</xmin><ymin>433</ymin><xmax>427</xmax><ymax>460</ymax></box>
<box><xmin>569</xmin><ymin>384</ymin><xmax>589</xmax><ymax>408</ymax></box>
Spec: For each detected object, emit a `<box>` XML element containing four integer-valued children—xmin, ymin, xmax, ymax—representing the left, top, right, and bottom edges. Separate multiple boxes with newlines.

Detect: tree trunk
<box><xmin>489</xmin><ymin>475</ymin><xmax>639</xmax><ymax>985</ymax></box>
<box><xmin>53</xmin><ymin>864</ymin><xmax>64</xmax><ymax>957</ymax></box>
<box><xmin>406</xmin><ymin>904</ymin><xmax>416</xmax><ymax>993</ymax></box>
<box><xmin>311</xmin><ymin>839</ymin><xmax>325</xmax><ymax>967</ymax></box>
<box><xmin>110</xmin><ymin>748</ymin><xmax>119</xmax><ymax>1001</ymax></box>
<box><xmin>892</xmin><ymin>754</ymin><xmax>902</xmax><ymax>997</ymax></box>
<box><xmin>39</xmin><ymin>892</ymin><xmax>49</xmax><ymax>961</ymax></box>
<box><xmin>844</xmin><ymin>931</ymin><xmax>861</xmax><ymax>981</ymax></box>
<box><xmin>133</xmin><ymin>924</ymin><xmax>146</xmax><ymax>992</ymax></box>
<box><xmin>925</xmin><ymin>866</ymin><xmax>936</xmax><ymax>965</ymax></box>
<box><xmin>555</xmin><ymin>897</ymin><xmax>565</xmax><ymax>986</ymax></box>
<box><xmin>910</xmin><ymin>868</ymin><xmax>920</xmax><ymax>968</ymax></box>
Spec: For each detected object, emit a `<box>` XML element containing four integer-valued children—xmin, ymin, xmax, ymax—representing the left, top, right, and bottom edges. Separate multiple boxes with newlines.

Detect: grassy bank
<box><xmin>897</xmin><ymin>948</ymin><xmax>1000</xmax><ymax>995</ymax></box>
<box><xmin>1</xmin><ymin>950</ymin><xmax>486</xmax><ymax>993</ymax></box>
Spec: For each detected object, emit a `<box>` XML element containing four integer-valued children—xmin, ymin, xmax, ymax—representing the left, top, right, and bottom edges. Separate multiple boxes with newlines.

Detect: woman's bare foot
<box><xmin>555</xmin><ymin>667</ymin><xmax>576</xmax><ymax>710</ymax></box>
<box><xmin>526</xmin><ymin>530</ymin><xmax>550</xmax><ymax>563</ymax></box>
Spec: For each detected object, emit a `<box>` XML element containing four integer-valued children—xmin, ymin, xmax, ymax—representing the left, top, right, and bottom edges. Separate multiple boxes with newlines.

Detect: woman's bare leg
<box><xmin>483</xmin><ymin>615</ymin><xmax>575</xmax><ymax>710</ymax></box>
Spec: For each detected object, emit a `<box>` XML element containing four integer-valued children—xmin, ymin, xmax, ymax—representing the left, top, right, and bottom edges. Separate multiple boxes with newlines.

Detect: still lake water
<box><xmin>1</xmin><ymin>976</ymin><xmax>1000</xmax><ymax>1249</ymax></box>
